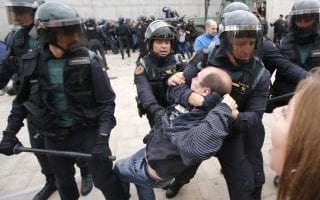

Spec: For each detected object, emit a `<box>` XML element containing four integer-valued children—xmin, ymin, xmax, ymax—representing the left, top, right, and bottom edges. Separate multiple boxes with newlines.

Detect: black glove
<box><xmin>92</xmin><ymin>134</ymin><xmax>112</xmax><ymax>162</ymax></box>
<box><xmin>202</xmin><ymin>92</ymin><xmax>222</xmax><ymax>110</ymax></box>
<box><xmin>0</xmin><ymin>131</ymin><xmax>22</xmax><ymax>156</ymax></box>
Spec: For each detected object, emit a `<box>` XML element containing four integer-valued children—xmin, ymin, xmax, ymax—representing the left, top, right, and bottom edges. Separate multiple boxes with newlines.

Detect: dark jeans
<box><xmin>114</xmin><ymin>148</ymin><xmax>171</xmax><ymax>200</ymax></box>
<box><xmin>43</xmin><ymin>126</ymin><xmax>127</xmax><ymax>200</ymax></box>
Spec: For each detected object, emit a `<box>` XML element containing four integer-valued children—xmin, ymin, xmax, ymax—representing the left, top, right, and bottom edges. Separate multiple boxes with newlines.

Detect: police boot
<box><xmin>33</xmin><ymin>181</ymin><xmax>57</xmax><ymax>200</ymax></box>
<box><xmin>165</xmin><ymin>180</ymin><xmax>184</xmax><ymax>199</ymax></box>
<box><xmin>80</xmin><ymin>174</ymin><xmax>93</xmax><ymax>196</ymax></box>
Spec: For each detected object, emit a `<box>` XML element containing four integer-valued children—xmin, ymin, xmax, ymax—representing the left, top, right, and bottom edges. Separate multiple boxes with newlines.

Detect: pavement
<box><xmin>0</xmin><ymin>52</ymin><xmax>278</xmax><ymax>200</ymax></box>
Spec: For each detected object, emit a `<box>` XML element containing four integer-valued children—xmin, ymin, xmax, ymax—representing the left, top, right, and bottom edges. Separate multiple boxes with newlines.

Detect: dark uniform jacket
<box><xmin>0</xmin><ymin>26</ymin><xmax>39</xmax><ymax>89</ymax></box>
<box><xmin>272</xmin><ymin>33</ymin><xmax>320</xmax><ymax>96</ymax></box>
<box><xmin>6</xmin><ymin>46</ymin><xmax>116</xmax><ymax>137</ymax></box>
<box><xmin>134</xmin><ymin>52</ymin><xmax>185</xmax><ymax>123</ymax></box>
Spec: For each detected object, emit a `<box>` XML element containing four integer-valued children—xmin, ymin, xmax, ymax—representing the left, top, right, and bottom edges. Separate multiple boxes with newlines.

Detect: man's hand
<box><xmin>0</xmin><ymin>131</ymin><xmax>22</xmax><ymax>156</ymax></box>
<box><xmin>222</xmin><ymin>94</ymin><xmax>239</xmax><ymax>120</ymax></box>
<box><xmin>167</xmin><ymin>72</ymin><xmax>185</xmax><ymax>86</ymax></box>
<box><xmin>92</xmin><ymin>134</ymin><xmax>112</xmax><ymax>162</ymax></box>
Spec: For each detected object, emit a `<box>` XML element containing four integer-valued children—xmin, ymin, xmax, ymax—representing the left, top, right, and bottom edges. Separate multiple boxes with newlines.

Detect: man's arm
<box><xmin>165</xmin><ymin>103</ymin><xmax>232</xmax><ymax>166</ymax></box>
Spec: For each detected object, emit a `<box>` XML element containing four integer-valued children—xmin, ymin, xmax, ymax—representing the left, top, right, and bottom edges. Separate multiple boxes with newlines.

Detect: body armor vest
<box><xmin>272</xmin><ymin>34</ymin><xmax>320</xmax><ymax>96</ymax></box>
<box><xmin>206</xmin><ymin>48</ymin><xmax>266</xmax><ymax>111</ymax></box>
<box><xmin>18</xmin><ymin>47</ymin><xmax>98</xmax><ymax>132</ymax></box>
<box><xmin>140</xmin><ymin>53</ymin><xmax>184</xmax><ymax>108</ymax></box>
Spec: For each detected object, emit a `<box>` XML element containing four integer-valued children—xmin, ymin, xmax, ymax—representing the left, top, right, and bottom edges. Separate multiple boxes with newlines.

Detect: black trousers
<box><xmin>118</xmin><ymin>36</ymin><xmax>130</xmax><ymax>58</ymax></box>
<box><xmin>28</xmin><ymin>120</ymin><xmax>89</xmax><ymax>183</ymax></box>
<box><xmin>174</xmin><ymin>131</ymin><xmax>264</xmax><ymax>200</ymax></box>
<box><xmin>43</xmin><ymin>126</ymin><xmax>127</xmax><ymax>200</ymax></box>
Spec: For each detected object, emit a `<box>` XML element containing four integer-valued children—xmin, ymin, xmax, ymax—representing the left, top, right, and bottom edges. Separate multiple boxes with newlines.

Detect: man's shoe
<box><xmin>33</xmin><ymin>182</ymin><xmax>57</xmax><ymax>200</ymax></box>
<box><xmin>80</xmin><ymin>174</ymin><xmax>93</xmax><ymax>196</ymax></box>
<box><xmin>166</xmin><ymin>181</ymin><xmax>183</xmax><ymax>199</ymax></box>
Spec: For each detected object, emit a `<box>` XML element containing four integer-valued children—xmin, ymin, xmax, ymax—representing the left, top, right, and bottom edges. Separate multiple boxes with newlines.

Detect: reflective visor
<box><xmin>5</xmin><ymin>2</ymin><xmax>37</xmax><ymax>8</ymax></box>
<box><xmin>37</xmin><ymin>18</ymin><xmax>82</xmax><ymax>28</ymax></box>
<box><xmin>224</xmin><ymin>25</ymin><xmax>262</xmax><ymax>32</ymax></box>
<box><xmin>145</xmin><ymin>20</ymin><xmax>173</xmax><ymax>39</ymax></box>
<box><xmin>290</xmin><ymin>8</ymin><xmax>320</xmax><ymax>15</ymax></box>
<box><xmin>5</xmin><ymin>6</ymin><xmax>34</xmax><ymax>25</ymax></box>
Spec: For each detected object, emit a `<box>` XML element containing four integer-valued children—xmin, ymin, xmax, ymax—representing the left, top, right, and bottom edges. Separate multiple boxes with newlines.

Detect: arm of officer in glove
<box><xmin>92</xmin><ymin>134</ymin><xmax>112</xmax><ymax>161</ymax></box>
<box><xmin>134</xmin><ymin>65</ymin><xmax>161</xmax><ymax>113</ymax></box>
<box><xmin>0</xmin><ymin>100</ymin><xmax>27</xmax><ymax>156</ymax></box>
<box><xmin>90</xmin><ymin>57</ymin><xmax>116</xmax><ymax>136</ymax></box>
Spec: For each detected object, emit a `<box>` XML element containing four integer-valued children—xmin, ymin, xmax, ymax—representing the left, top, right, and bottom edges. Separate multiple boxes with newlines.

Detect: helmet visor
<box><xmin>222</xmin><ymin>25</ymin><xmax>263</xmax><ymax>55</ymax></box>
<box><xmin>145</xmin><ymin>20</ymin><xmax>173</xmax><ymax>39</ymax></box>
<box><xmin>36</xmin><ymin>18</ymin><xmax>83</xmax><ymax>29</ymax></box>
<box><xmin>5</xmin><ymin>6</ymin><xmax>34</xmax><ymax>25</ymax></box>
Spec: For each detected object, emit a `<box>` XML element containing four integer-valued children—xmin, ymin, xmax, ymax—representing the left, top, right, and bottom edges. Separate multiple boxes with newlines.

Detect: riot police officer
<box><xmin>0</xmin><ymin>1</ymin><xmax>94</xmax><ymax>199</ymax></box>
<box><xmin>116</xmin><ymin>18</ymin><xmax>131</xmax><ymax>59</ymax></box>
<box><xmin>169</xmin><ymin>10</ymin><xmax>270</xmax><ymax>200</ymax></box>
<box><xmin>272</xmin><ymin>0</ymin><xmax>320</xmax><ymax>98</ymax></box>
<box><xmin>84</xmin><ymin>18</ymin><xmax>108</xmax><ymax>70</ymax></box>
<box><xmin>0</xmin><ymin>2</ymin><xmax>127</xmax><ymax>200</ymax></box>
<box><xmin>134</xmin><ymin>20</ymin><xmax>186</xmax><ymax>127</ymax></box>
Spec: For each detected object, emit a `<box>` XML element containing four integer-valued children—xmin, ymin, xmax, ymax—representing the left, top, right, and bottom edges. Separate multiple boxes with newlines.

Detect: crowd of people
<box><xmin>0</xmin><ymin>0</ymin><xmax>320</xmax><ymax>200</ymax></box>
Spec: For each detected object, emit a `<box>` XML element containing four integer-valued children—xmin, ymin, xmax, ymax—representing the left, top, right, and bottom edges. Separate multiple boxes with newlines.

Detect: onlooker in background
<box><xmin>270</xmin><ymin>15</ymin><xmax>288</xmax><ymax>46</ymax></box>
<box><xmin>176</xmin><ymin>26</ymin><xmax>191</xmax><ymax>59</ymax></box>
<box><xmin>193</xmin><ymin>19</ymin><xmax>219</xmax><ymax>52</ymax></box>
<box><xmin>270</xmin><ymin>67</ymin><xmax>320</xmax><ymax>200</ymax></box>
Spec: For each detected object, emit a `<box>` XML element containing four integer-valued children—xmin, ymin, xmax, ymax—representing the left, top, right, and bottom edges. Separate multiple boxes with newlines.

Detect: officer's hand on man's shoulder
<box><xmin>0</xmin><ymin>131</ymin><xmax>22</xmax><ymax>156</ymax></box>
<box><xmin>167</xmin><ymin>72</ymin><xmax>185</xmax><ymax>86</ymax></box>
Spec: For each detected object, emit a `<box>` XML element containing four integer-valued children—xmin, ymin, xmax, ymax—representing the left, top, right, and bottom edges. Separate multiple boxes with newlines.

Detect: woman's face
<box><xmin>270</xmin><ymin>97</ymin><xmax>296</xmax><ymax>175</ymax></box>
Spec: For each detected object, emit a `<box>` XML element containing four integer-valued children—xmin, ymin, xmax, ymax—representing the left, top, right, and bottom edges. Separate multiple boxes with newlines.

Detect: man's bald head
<box><xmin>205</xmin><ymin>19</ymin><xmax>218</xmax><ymax>36</ymax></box>
<box><xmin>191</xmin><ymin>66</ymin><xmax>232</xmax><ymax>96</ymax></box>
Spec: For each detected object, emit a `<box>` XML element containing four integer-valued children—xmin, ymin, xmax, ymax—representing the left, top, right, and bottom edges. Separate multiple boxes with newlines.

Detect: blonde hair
<box><xmin>278</xmin><ymin>67</ymin><xmax>320</xmax><ymax>199</ymax></box>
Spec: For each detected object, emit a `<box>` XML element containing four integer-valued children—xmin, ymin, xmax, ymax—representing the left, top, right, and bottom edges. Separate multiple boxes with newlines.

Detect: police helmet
<box><xmin>5</xmin><ymin>0</ymin><xmax>44</xmax><ymax>25</ymax></box>
<box><xmin>288</xmin><ymin>0</ymin><xmax>320</xmax><ymax>40</ymax></box>
<box><xmin>223</xmin><ymin>2</ymin><xmax>250</xmax><ymax>14</ymax></box>
<box><xmin>220</xmin><ymin>10</ymin><xmax>263</xmax><ymax>52</ymax></box>
<box><xmin>35</xmin><ymin>2</ymin><xmax>85</xmax><ymax>46</ymax></box>
<box><xmin>219</xmin><ymin>2</ymin><xmax>250</xmax><ymax>32</ymax></box>
<box><xmin>145</xmin><ymin>20</ymin><xmax>175</xmax><ymax>50</ymax></box>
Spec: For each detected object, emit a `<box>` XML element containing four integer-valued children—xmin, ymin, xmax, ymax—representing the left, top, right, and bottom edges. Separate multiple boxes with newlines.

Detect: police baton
<box><xmin>266</xmin><ymin>92</ymin><xmax>294</xmax><ymax>113</ymax></box>
<box><xmin>267</xmin><ymin>92</ymin><xmax>294</xmax><ymax>105</ymax></box>
<box><xmin>13</xmin><ymin>146</ymin><xmax>116</xmax><ymax>161</ymax></box>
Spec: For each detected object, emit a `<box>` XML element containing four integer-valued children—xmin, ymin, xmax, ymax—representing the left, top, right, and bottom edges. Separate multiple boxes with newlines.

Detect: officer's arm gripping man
<box><xmin>134</xmin><ymin>64</ymin><xmax>163</xmax><ymax>114</ymax></box>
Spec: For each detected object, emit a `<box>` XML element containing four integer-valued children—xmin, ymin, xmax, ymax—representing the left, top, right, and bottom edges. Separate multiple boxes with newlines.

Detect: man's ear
<box><xmin>202</xmin><ymin>87</ymin><xmax>211</xmax><ymax>96</ymax></box>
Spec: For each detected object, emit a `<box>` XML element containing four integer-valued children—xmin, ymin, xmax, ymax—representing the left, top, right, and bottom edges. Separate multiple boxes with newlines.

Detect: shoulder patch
<box><xmin>134</xmin><ymin>65</ymin><xmax>145</xmax><ymax>75</ymax></box>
